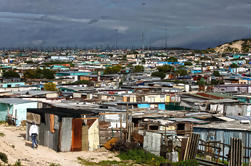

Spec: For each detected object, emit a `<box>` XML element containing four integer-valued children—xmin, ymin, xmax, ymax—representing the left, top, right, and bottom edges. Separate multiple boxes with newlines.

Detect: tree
<box><xmin>230</xmin><ymin>63</ymin><xmax>238</xmax><ymax>68</ymax></box>
<box><xmin>157</xmin><ymin>65</ymin><xmax>174</xmax><ymax>73</ymax></box>
<box><xmin>213</xmin><ymin>71</ymin><xmax>221</xmax><ymax>77</ymax></box>
<box><xmin>142</xmin><ymin>58</ymin><xmax>146</xmax><ymax>64</ymax></box>
<box><xmin>104</xmin><ymin>65</ymin><xmax>122</xmax><ymax>74</ymax></box>
<box><xmin>44</xmin><ymin>82</ymin><xmax>57</xmax><ymax>91</ymax></box>
<box><xmin>211</xmin><ymin>79</ymin><xmax>224</xmax><ymax>85</ymax></box>
<box><xmin>132</xmin><ymin>65</ymin><xmax>144</xmax><ymax>73</ymax></box>
<box><xmin>197</xmin><ymin>78</ymin><xmax>206</xmax><ymax>86</ymax></box>
<box><xmin>2</xmin><ymin>70</ymin><xmax>20</xmax><ymax>78</ymax></box>
<box><xmin>24</xmin><ymin>69</ymin><xmax>55</xmax><ymax>79</ymax></box>
<box><xmin>166</xmin><ymin>57</ymin><xmax>178</xmax><ymax>62</ymax></box>
<box><xmin>176</xmin><ymin>69</ymin><xmax>188</xmax><ymax>76</ymax></box>
<box><xmin>72</xmin><ymin>80</ymin><xmax>94</xmax><ymax>86</ymax></box>
<box><xmin>151</xmin><ymin>72</ymin><xmax>166</xmax><ymax>79</ymax></box>
<box><xmin>184</xmin><ymin>61</ymin><xmax>193</xmax><ymax>66</ymax></box>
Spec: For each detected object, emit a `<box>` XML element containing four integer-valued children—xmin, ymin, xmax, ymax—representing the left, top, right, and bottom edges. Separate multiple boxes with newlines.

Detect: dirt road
<box><xmin>0</xmin><ymin>124</ymin><xmax>119</xmax><ymax>166</ymax></box>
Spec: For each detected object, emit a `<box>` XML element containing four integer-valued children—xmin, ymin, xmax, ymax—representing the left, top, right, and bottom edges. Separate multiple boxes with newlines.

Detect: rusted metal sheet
<box><xmin>103</xmin><ymin>137</ymin><xmax>118</xmax><ymax>150</ymax></box>
<box><xmin>71</xmin><ymin>118</ymin><xmax>82</xmax><ymax>151</ymax></box>
<box><xmin>50</xmin><ymin>114</ymin><xmax>55</xmax><ymax>133</ymax></box>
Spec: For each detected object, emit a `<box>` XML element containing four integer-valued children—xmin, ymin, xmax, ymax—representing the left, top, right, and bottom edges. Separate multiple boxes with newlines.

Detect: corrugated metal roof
<box><xmin>194</xmin><ymin>121</ymin><xmax>251</xmax><ymax>131</ymax></box>
<box><xmin>226</xmin><ymin>116</ymin><xmax>251</xmax><ymax>121</ymax></box>
<box><xmin>169</xmin><ymin>118</ymin><xmax>208</xmax><ymax>124</ymax></box>
<box><xmin>0</xmin><ymin>98</ymin><xmax>36</xmax><ymax>105</ymax></box>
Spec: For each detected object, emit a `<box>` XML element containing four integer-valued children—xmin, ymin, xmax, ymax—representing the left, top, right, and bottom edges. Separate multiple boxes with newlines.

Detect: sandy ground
<box><xmin>0</xmin><ymin>124</ymin><xmax>119</xmax><ymax>166</ymax></box>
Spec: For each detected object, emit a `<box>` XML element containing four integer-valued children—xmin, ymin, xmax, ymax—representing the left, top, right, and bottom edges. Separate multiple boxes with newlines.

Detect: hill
<box><xmin>214</xmin><ymin>39</ymin><xmax>251</xmax><ymax>53</ymax></box>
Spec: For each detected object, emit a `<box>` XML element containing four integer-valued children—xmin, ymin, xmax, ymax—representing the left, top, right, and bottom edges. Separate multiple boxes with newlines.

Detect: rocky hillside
<box><xmin>214</xmin><ymin>39</ymin><xmax>251</xmax><ymax>53</ymax></box>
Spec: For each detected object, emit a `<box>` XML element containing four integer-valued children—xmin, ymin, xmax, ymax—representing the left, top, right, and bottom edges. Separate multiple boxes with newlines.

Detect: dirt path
<box><xmin>0</xmin><ymin>125</ymin><xmax>119</xmax><ymax>166</ymax></box>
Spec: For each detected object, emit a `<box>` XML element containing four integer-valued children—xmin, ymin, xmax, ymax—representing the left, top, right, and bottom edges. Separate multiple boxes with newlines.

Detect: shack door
<box><xmin>71</xmin><ymin>118</ymin><xmax>82</xmax><ymax>151</ymax></box>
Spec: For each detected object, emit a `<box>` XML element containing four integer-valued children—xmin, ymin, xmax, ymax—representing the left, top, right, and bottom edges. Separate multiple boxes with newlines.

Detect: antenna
<box><xmin>141</xmin><ymin>32</ymin><xmax>145</xmax><ymax>50</ymax></box>
<box><xmin>165</xmin><ymin>25</ymin><xmax>167</xmax><ymax>50</ymax></box>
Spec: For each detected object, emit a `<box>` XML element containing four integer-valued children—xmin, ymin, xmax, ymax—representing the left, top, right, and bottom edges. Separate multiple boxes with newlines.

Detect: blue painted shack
<box><xmin>0</xmin><ymin>98</ymin><xmax>38</xmax><ymax>126</ymax></box>
<box><xmin>0</xmin><ymin>82</ymin><xmax>25</xmax><ymax>88</ymax></box>
<box><xmin>194</xmin><ymin>119</ymin><xmax>251</xmax><ymax>163</ymax></box>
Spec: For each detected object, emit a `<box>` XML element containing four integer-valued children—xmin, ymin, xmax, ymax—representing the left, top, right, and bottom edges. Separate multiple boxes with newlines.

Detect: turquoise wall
<box><xmin>0</xmin><ymin>102</ymin><xmax>37</xmax><ymax>126</ymax></box>
<box><xmin>0</xmin><ymin>82</ymin><xmax>25</xmax><ymax>88</ymax></box>
<box><xmin>13</xmin><ymin>102</ymin><xmax>37</xmax><ymax>126</ymax></box>
<box><xmin>138</xmin><ymin>104</ymin><xmax>150</xmax><ymax>108</ymax></box>
<box><xmin>0</xmin><ymin>103</ymin><xmax>13</xmax><ymax>121</ymax></box>
<box><xmin>158</xmin><ymin>104</ymin><xmax>166</xmax><ymax>110</ymax></box>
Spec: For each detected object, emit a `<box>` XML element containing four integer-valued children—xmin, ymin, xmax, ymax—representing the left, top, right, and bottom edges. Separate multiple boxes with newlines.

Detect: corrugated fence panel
<box><xmin>39</xmin><ymin>123</ymin><xmax>45</xmax><ymax>145</ymax></box>
<box><xmin>54</xmin><ymin>115</ymin><xmax>59</xmax><ymax>130</ymax></box>
<box><xmin>143</xmin><ymin>132</ymin><xmax>161</xmax><ymax>156</ymax></box>
<box><xmin>59</xmin><ymin>117</ymin><xmax>72</xmax><ymax>152</ymax></box>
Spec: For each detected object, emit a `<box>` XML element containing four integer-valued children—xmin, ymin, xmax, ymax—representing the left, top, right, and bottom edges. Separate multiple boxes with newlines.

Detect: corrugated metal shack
<box><xmin>26</xmin><ymin>107</ymin><xmax>99</xmax><ymax>152</ymax></box>
<box><xmin>193</xmin><ymin>118</ymin><xmax>251</xmax><ymax>163</ymax></box>
<box><xmin>99</xmin><ymin>112</ymin><xmax>127</xmax><ymax>145</ymax></box>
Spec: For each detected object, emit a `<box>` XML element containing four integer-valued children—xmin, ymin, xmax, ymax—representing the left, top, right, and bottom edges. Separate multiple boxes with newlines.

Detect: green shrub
<box><xmin>118</xmin><ymin>149</ymin><xmax>166</xmax><ymax>166</ymax></box>
<box><xmin>49</xmin><ymin>163</ymin><xmax>60</xmax><ymax>166</ymax></box>
<box><xmin>0</xmin><ymin>152</ymin><xmax>8</xmax><ymax>163</ymax></box>
<box><xmin>173</xmin><ymin>159</ymin><xmax>198</xmax><ymax>166</ymax></box>
<box><xmin>13</xmin><ymin>159</ymin><xmax>22</xmax><ymax>166</ymax></box>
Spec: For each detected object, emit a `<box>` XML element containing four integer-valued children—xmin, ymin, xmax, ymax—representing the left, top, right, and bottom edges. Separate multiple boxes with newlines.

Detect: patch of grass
<box><xmin>12</xmin><ymin>159</ymin><xmax>22</xmax><ymax>166</ymax></box>
<box><xmin>77</xmin><ymin>157</ymin><xmax>132</xmax><ymax>166</ymax></box>
<box><xmin>0</xmin><ymin>152</ymin><xmax>8</xmax><ymax>163</ymax></box>
<box><xmin>49</xmin><ymin>163</ymin><xmax>61</xmax><ymax>166</ymax></box>
<box><xmin>0</xmin><ymin>121</ymin><xmax>6</xmax><ymax>125</ymax></box>
<box><xmin>117</xmin><ymin>149</ymin><xmax>167</xmax><ymax>166</ymax></box>
<box><xmin>173</xmin><ymin>159</ymin><xmax>198</xmax><ymax>166</ymax></box>
<box><xmin>0</xmin><ymin>132</ymin><xmax>4</xmax><ymax>137</ymax></box>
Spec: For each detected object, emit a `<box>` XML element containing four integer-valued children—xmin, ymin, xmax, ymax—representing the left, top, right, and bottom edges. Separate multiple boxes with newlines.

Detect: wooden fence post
<box><xmin>229</xmin><ymin>137</ymin><xmax>243</xmax><ymax>166</ymax></box>
<box><xmin>183</xmin><ymin>133</ymin><xmax>200</xmax><ymax>160</ymax></box>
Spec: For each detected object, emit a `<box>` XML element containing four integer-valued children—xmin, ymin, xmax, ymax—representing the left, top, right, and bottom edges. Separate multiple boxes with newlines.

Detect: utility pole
<box><xmin>165</xmin><ymin>25</ymin><xmax>167</xmax><ymax>50</ymax></box>
<box><xmin>141</xmin><ymin>32</ymin><xmax>145</xmax><ymax>50</ymax></box>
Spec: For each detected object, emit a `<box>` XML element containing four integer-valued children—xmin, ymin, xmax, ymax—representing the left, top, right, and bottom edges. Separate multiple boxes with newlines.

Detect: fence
<box><xmin>197</xmin><ymin>138</ymin><xmax>251</xmax><ymax>165</ymax></box>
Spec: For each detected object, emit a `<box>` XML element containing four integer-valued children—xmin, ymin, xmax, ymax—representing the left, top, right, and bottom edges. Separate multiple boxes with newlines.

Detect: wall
<box><xmin>225</xmin><ymin>104</ymin><xmax>251</xmax><ymax>116</ymax></box>
<box><xmin>138</xmin><ymin>104</ymin><xmax>150</xmax><ymax>109</ymax></box>
<box><xmin>13</xmin><ymin>102</ymin><xmax>37</xmax><ymax>126</ymax></box>
<box><xmin>194</xmin><ymin>127</ymin><xmax>251</xmax><ymax>163</ymax></box>
<box><xmin>60</xmin><ymin>117</ymin><xmax>72</xmax><ymax>152</ymax></box>
<box><xmin>0</xmin><ymin>82</ymin><xmax>25</xmax><ymax>88</ymax></box>
<box><xmin>143</xmin><ymin>131</ymin><xmax>161</xmax><ymax>156</ymax></box>
<box><xmin>46</xmin><ymin>93</ymin><xmax>59</xmax><ymax>99</ymax></box>
<box><xmin>210</xmin><ymin>104</ymin><xmax>224</xmax><ymax>114</ymax></box>
<box><xmin>0</xmin><ymin>103</ymin><xmax>12</xmax><ymax>121</ymax></box>
<box><xmin>88</xmin><ymin>119</ymin><xmax>100</xmax><ymax>151</ymax></box>
<box><xmin>158</xmin><ymin>104</ymin><xmax>166</xmax><ymax>110</ymax></box>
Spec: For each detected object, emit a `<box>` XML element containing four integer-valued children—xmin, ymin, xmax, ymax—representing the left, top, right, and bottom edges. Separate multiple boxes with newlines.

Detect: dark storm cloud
<box><xmin>0</xmin><ymin>0</ymin><xmax>251</xmax><ymax>48</ymax></box>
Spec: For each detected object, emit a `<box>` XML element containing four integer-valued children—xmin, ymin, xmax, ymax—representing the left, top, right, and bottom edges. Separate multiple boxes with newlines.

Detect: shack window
<box><xmin>149</xmin><ymin>125</ymin><xmax>158</xmax><ymax>130</ymax></box>
<box><xmin>177</xmin><ymin>123</ymin><xmax>185</xmax><ymax>130</ymax></box>
<box><xmin>177</xmin><ymin>123</ymin><xmax>185</xmax><ymax>136</ymax></box>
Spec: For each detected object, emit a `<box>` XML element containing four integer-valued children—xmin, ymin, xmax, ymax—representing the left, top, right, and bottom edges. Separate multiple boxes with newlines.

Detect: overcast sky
<box><xmin>0</xmin><ymin>0</ymin><xmax>251</xmax><ymax>49</ymax></box>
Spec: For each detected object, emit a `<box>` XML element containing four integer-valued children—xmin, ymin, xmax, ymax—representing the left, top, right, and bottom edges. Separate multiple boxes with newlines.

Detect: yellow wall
<box><xmin>165</xmin><ymin>95</ymin><xmax>170</xmax><ymax>102</ymax></box>
<box><xmin>88</xmin><ymin>119</ymin><xmax>100</xmax><ymax>151</ymax></box>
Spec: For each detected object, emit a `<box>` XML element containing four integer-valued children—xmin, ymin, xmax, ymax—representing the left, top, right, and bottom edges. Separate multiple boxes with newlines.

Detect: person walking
<box><xmin>29</xmin><ymin>121</ymin><xmax>38</xmax><ymax>149</ymax></box>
